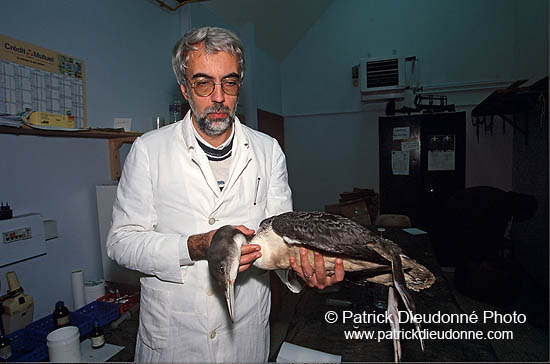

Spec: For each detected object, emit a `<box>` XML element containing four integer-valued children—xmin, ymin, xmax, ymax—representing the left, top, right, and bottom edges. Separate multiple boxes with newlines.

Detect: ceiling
<box><xmin>199</xmin><ymin>0</ymin><xmax>334</xmax><ymax>62</ymax></box>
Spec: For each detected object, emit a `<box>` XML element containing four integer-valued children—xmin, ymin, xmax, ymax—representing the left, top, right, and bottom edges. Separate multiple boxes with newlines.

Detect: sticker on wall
<box><xmin>428</xmin><ymin>134</ymin><xmax>455</xmax><ymax>171</ymax></box>
<box><xmin>401</xmin><ymin>140</ymin><xmax>420</xmax><ymax>152</ymax></box>
<box><xmin>392</xmin><ymin>127</ymin><xmax>410</xmax><ymax>140</ymax></box>
<box><xmin>392</xmin><ymin>150</ymin><xmax>410</xmax><ymax>175</ymax></box>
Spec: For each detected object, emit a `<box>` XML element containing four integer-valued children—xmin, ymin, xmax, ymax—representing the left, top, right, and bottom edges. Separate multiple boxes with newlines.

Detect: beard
<box><xmin>189</xmin><ymin>99</ymin><xmax>236</xmax><ymax>136</ymax></box>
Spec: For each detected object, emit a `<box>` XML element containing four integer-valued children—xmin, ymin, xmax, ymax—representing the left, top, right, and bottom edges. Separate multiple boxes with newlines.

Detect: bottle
<box><xmin>0</xmin><ymin>333</ymin><xmax>11</xmax><ymax>360</ymax></box>
<box><xmin>52</xmin><ymin>301</ymin><xmax>70</xmax><ymax>329</ymax></box>
<box><xmin>91</xmin><ymin>320</ymin><xmax>105</xmax><ymax>349</ymax></box>
<box><xmin>169</xmin><ymin>97</ymin><xmax>182</xmax><ymax>123</ymax></box>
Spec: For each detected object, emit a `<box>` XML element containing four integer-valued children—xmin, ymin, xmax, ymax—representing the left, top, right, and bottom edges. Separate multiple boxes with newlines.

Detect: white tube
<box><xmin>71</xmin><ymin>269</ymin><xmax>85</xmax><ymax>310</ymax></box>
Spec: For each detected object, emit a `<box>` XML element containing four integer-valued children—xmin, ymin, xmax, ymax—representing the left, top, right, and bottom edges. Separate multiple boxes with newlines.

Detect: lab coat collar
<box><xmin>179</xmin><ymin>111</ymin><xmax>251</xmax><ymax>201</ymax></box>
<box><xmin>180</xmin><ymin>110</ymin><xmax>250</xmax><ymax>153</ymax></box>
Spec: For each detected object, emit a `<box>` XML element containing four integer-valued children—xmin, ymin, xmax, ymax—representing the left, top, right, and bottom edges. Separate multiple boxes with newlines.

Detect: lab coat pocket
<box><xmin>138</xmin><ymin>280</ymin><xmax>171</xmax><ymax>350</ymax></box>
<box><xmin>248</xmin><ymin>199</ymin><xmax>267</xmax><ymax>229</ymax></box>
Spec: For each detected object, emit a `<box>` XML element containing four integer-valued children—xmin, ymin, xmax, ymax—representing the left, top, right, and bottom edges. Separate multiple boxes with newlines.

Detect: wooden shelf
<box><xmin>0</xmin><ymin>124</ymin><xmax>141</xmax><ymax>180</ymax></box>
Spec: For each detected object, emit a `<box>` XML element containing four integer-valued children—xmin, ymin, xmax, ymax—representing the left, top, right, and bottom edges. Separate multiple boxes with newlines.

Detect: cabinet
<box><xmin>378</xmin><ymin>112</ymin><xmax>466</xmax><ymax>233</ymax></box>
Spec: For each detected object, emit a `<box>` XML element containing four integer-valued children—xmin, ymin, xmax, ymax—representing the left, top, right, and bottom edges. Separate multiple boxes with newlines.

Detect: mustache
<box><xmin>205</xmin><ymin>103</ymin><xmax>232</xmax><ymax>114</ymax></box>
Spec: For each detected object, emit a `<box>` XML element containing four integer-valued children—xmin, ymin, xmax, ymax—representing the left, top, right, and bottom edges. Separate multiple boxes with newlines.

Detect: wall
<box><xmin>281</xmin><ymin>0</ymin><xmax>548</xmax><ymax>211</ymax></box>
<box><xmin>0</xmin><ymin>0</ymin><xmax>178</xmax><ymax>318</ymax></box>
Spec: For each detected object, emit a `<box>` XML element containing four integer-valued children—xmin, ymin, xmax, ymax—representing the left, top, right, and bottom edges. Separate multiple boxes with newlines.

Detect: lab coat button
<box><xmin>207</xmin><ymin>289</ymin><xmax>213</xmax><ymax>296</ymax></box>
<box><xmin>210</xmin><ymin>331</ymin><xmax>216</xmax><ymax>339</ymax></box>
<box><xmin>208</xmin><ymin>217</ymin><xmax>216</xmax><ymax>225</ymax></box>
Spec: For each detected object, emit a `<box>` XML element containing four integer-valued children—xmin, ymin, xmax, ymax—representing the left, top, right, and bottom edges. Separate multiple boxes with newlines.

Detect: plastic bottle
<box><xmin>91</xmin><ymin>320</ymin><xmax>105</xmax><ymax>349</ymax></box>
<box><xmin>52</xmin><ymin>301</ymin><xmax>70</xmax><ymax>329</ymax></box>
<box><xmin>0</xmin><ymin>334</ymin><xmax>11</xmax><ymax>360</ymax></box>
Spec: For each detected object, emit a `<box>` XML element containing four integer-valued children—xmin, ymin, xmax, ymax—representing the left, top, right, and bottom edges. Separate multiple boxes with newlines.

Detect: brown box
<box><xmin>339</xmin><ymin>199</ymin><xmax>372</xmax><ymax>225</ymax></box>
<box><xmin>324</xmin><ymin>204</ymin><xmax>341</xmax><ymax>215</ymax></box>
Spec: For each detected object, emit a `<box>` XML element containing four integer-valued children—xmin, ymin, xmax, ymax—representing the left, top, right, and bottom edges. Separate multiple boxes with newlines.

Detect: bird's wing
<box><xmin>391</xmin><ymin>250</ymin><xmax>425</xmax><ymax>351</ymax></box>
<box><xmin>270</xmin><ymin>211</ymin><xmax>388</xmax><ymax>263</ymax></box>
<box><xmin>388</xmin><ymin>286</ymin><xmax>402</xmax><ymax>362</ymax></box>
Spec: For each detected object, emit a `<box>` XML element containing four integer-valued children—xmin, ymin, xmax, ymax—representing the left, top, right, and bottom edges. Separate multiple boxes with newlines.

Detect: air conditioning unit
<box><xmin>360</xmin><ymin>56</ymin><xmax>406</xmax><ymax>103</ymax></box>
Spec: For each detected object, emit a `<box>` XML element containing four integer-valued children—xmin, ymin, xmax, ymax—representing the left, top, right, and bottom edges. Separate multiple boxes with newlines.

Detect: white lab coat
<box><xmin>107</xmin><ymin>112</ymin><xmax>295</xmax><ymax>362</ymax></box>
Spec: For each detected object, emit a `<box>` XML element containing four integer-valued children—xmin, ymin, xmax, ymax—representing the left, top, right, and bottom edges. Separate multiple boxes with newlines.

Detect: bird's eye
<box><xmin>220</xmin><ymin>265</ymin><xmax>225</xmax><ymax>273</ymax></box>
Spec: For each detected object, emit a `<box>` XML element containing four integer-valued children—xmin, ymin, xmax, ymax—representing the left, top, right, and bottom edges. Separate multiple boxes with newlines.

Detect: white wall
<box><xmin>281</xmin><ymin>0</ymin><xmax>547</xmax><ymax>210</ymax></box>
<box><xmin>0</xmin><ymin>0</ymin><xmax>178</xmax><ymax>318</ymax></box>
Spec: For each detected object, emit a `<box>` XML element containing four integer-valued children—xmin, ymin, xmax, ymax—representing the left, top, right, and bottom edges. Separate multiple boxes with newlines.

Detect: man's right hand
<box><xmin>188</xmin><ymin>230</ymin><xmax>216</xmax><ymax>261</ymax></box>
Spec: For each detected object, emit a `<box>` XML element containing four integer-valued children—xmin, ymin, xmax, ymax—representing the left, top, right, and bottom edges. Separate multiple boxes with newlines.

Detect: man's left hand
<box><xmin>289</xmin><ymin>247</ymin><xmax>345</xmax><ymax>289</ymax></box>
<box><xmin>234</xmin><ymin>225</ymin><xmax>261</xmax><ymax>273</ymax></box>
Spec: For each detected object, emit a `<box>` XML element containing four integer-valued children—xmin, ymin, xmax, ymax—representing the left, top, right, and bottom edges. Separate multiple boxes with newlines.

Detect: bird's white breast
<box><xmin>251</xmin><ymin>225</ymin><xmax>292</xmax><ymax>270</ymax></box>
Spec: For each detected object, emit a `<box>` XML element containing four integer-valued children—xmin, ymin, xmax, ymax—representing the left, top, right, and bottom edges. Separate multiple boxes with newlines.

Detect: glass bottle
<box><xmin>52</xmin><ymin>301</ymin><xmax>70</xmax><ymax>329</ymax></box>
<box><xmin>91</xmin><ymin>320</ymin><xmax>105</xmax><ymax>349</ymax></box>
<box><xmin>0</xmin><ymin>334</ymin><xmax>11</xmax><ymax>360</ymax></box>
<box><xmin>169</xmin><ymin>97</ymin><xmax>182</xmax><ymax>123</ymax></box>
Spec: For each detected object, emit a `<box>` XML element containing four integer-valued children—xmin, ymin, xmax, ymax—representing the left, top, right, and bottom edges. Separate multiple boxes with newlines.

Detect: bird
<box><xmin>207</xmin><ymin>211</ymin><xmax>436</xmax><ymax>362</ymax></box>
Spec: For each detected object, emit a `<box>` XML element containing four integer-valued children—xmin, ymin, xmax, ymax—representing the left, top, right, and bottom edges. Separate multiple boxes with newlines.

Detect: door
<box><xmin>379</xmin><ymin>112</ymin><xmax>466</xmax><ymax>231</ymax></box>
<box><xmin>257</xmin><ymin>109</ymin><xmax>284</xmax><ymax>151</ymax></box>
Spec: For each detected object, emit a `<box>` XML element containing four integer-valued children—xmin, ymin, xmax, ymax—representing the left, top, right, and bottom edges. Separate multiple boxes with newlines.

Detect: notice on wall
<box><xmin>392</xmin><ymin>150</ymin><xmax>410</xmax><ymax>175</ymax></box>
<box><xmin>392</xmin><ymin>126</ymin><xmax>410</xmax><ymax>140</ymax></box>
<box><xmin>428</xmin><ymin>134</ymin><xmax>455</xmax><ymax>171</ymax></box>
<box><xmin>401</xmin><ymin>140</ymin><xmax>420</xmax><ymax>152</ymax></box>
<box><xmin>0</xmin><ymin>34</ymin><xmax>86</xmax><ymax>127</ymax></box>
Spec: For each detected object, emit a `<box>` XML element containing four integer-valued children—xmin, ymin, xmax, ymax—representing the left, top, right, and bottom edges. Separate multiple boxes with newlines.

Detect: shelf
<box><xmin>471</xmin><ymin>76</ymin><xmax>548</xmax><ymax>144</ymax></box>
<box><xmin>0</xmin><ymin>124</ymin><xmax>141</xmax><ymax>180</ymax></box>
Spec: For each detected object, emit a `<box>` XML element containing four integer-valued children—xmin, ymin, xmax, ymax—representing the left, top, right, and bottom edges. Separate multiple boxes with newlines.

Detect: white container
<box><xmin>84</xmin><ymin>280</ymin><xmax>105</xmax><ymax>304</ymax></box>
<box><xmin>46</xmin><ymin>326</ymin><xmax>81</xmax><ymax>362</ymax></box>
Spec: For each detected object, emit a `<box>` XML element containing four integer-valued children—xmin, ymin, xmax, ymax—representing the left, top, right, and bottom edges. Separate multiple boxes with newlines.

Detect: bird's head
<box><xmin>207</xmin><ymin>225</ymin><xmax>247</xmax><ymax>322</ymax></box>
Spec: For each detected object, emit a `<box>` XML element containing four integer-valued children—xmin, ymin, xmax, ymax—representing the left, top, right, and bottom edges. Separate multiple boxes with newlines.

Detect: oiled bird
<box><xmin>207</xmin><ymin>211</ymin><xmax>435</xmax><ymax>362</ymax></box>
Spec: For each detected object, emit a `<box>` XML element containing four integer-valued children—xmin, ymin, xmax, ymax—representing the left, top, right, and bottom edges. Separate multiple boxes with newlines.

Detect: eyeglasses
<box><xmin>186</xmin><ymin>77</ymin><xmax>241</xmax><ymax>97</ymax></box>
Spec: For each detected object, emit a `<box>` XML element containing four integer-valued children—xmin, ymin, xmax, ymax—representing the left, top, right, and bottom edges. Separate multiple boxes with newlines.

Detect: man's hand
<box><xmin>234</xmin><ymin>225</ymin><xmax>261</xmax><ymax>272</ymax></box>
<box><xmin>187</xmin><ymin>225</ymin><xmax>259</xmax><ymax>268</ymax></box>
<box><xmin>289</xmin><ymin>247</ymin><xmax>345</xmax><ymax>289</ymax></box>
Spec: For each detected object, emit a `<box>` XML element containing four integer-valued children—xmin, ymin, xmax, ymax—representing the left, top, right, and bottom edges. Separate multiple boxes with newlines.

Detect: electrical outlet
<box><xmin>2</xmin><ymin>227</ymin><xmax>32</xmax><ymax>244</ymax></box>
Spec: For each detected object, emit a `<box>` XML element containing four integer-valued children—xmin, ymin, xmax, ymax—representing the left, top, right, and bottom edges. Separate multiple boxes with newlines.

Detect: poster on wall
<box><xmin>392</xmin><ymin>126</ymin><xmax>410</xmax><ymax>140</ymax></box>
<box><xmin>428</xmin><ymin>134</ymin><xmax>455</xmax><ymax>171</ymax></box>
<box><xmin>392</xmin><ymin>150</ymin><xmax>410</xmax><ymax>175</ymax></box>
<box><xmin>0</xmin><ymin>34</ymin><xmax>86</xmax><ymax>127</ymax></box>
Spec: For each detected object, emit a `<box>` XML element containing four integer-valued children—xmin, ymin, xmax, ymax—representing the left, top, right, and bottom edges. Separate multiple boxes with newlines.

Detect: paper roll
<box><xmin>84</xmin><ymin>280</ymin><xmax>106</xmax><ymax>304</ymax></box>
<box><xmin>71</xmin><ymin>269</ymin><xmax>85</xmax><ymax>310</ymax></box>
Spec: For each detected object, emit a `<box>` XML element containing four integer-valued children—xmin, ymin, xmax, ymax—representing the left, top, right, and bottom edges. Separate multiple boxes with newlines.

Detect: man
<box><xmin>107</xmin><ymin>26</ymin><xmax>344</xmax><ymax>362</ymax></box>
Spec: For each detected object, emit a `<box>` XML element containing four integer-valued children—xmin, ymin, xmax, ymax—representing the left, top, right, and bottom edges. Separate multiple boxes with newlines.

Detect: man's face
<box><xmin>181</xmin><ymin>43</ymin><xmax>240</xmax><ymax>136</ymax></box>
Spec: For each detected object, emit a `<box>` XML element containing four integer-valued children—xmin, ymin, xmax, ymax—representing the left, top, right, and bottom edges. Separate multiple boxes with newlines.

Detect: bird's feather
<box><xmin>267</xmin><ymin>211</ymin><xmax>389</xmax><ymax>264</ymax></box>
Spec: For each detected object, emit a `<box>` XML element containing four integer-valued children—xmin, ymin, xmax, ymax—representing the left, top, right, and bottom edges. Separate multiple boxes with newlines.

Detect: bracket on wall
<box><xmin>109</xmin><ymin>137</ymin><xmax>138</xmax><ymax>181</ymax></box>
<box><xmin>471</xmin><ymin>76</ymin><xmax>548</xmax><ymax>145</ymax></box>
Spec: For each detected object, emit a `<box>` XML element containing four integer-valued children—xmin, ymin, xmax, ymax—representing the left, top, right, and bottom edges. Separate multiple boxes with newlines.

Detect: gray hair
<box><xmin>172</xmin><ymin>26</ymin><xmax>245</xmax><ymax>86</ymax></box>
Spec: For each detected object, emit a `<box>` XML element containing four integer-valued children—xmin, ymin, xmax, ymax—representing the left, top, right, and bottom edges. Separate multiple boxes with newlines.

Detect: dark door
<box><xmin>257</xmin><ymin>109</ymin><xmax>284</xmax><ymax>151</ymax></box>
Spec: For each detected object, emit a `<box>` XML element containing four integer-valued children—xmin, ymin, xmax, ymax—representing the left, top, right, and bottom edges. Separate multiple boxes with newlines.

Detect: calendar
<box><xmin>0</xmin><ymin>34</ymin><xmax>86</xmax><ymax>127</ymax></box>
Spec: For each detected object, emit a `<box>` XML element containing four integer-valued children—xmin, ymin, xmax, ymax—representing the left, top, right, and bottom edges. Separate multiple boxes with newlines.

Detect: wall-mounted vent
<box><xmin>366</xmin><ymin>58</ymin><xmax>400</xmax><ymax>88</ymax></box>
<box><xmin>360</xmin><ymin>56</ymin><xmax>406</xmax><ymax>103</ymax></box>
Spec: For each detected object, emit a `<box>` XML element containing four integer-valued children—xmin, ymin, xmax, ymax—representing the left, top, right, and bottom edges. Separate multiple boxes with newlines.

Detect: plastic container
<box><xmin>98</xmin><ymin>292</ymin><xmax>137</xmax><ymax>314</ymax></box>
<box><xmin>27</xmin><ymin>312</ymin><xmax>92</xmax><ymax>343</ymax></box>
<box><xmin>46</xmin><ymin>326</ymin><xmax>80</xmax><ymax>362</ymax></box>
<box><xmin>4</xmin><ymin>328</ymin><xmax>48</xmax><ymax>362</ymax></box>
<box><xmin>76</xmin><ymin>301</ymin><xmax>119</xmax><ymax>327</ymax></box>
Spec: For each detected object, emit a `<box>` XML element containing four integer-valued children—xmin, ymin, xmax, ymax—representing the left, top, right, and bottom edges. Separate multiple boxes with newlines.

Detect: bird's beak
<box><xmin>225</xmin><ymin>279</ymin><xmax>235</xmax><ymax>322</ymax></box>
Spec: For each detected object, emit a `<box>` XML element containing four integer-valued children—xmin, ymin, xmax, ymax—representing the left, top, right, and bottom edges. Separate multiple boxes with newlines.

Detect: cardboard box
<box><xmin>339</xmin><ymin>199</ymin><xmax>372</xmax><ymax>225</ymax></box>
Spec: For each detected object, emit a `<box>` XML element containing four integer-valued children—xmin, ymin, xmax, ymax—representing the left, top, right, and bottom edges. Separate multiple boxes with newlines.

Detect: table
<box><xmin>273</xmin><ymin>227</ymin><xmax>499</xmax><ymax>362</ymax></box>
